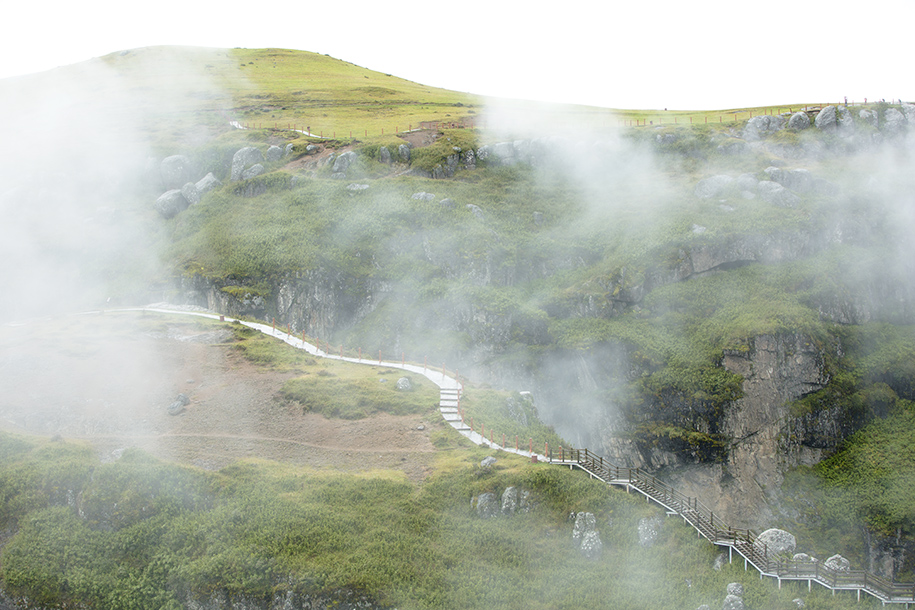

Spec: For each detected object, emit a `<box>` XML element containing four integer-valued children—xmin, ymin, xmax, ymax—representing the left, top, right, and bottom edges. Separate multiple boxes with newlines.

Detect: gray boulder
<box><xmin>787</xmin><ymin>112</ymin><xmax>811</xmax><ymax>130</ymax></box>
<box><xmin>284</xmin><ymin>143</ymin><xmax>294</xmax><ymax>157</ymax></box>
<box><xmin>744</xmin><ymin>114</ymin><xmax>786</xmax><ymax>140</ymax></box>
<box><xmin>859</xmin><ymin>109</ymin><xmax>878</xmax><ymax>128</ymax></box>
<box><xmin>439</xmin><ymin>198</ymin><xmax>456</xmax><ymax>210</ymax></box>
<box><xmin>265</xmin><ymin>145</ymin><xmax>283</xmax><ymax>162</ymax></box>
<box><xmin>579</xmin><ymin>530</ymin><xmax>603</xmax><ymax>560</ymax></box>
<box><xmin>814</xmin><ymin>105</ymin><xmax>837</xmax><ymax>131</ymax></box>
<box><xmin>466</xmin><ymin>204</ymin><xmax>484</xmax><ymax>220</ymax></box>
<box><xmin>572</xmin><ymin>512</ymin><xmax>597</xmax><ymax>545</ymax></box>
<box><xmin>305</xmin><ymin>144</ymin><xmax>320</xmax><ymax>155</ymax></box>
<box><xmin>638</xmin><ymin>516</ymin><xmax>662</xmax><ymax>547</ymax></box>
<box><xmin>461</xmin><ymin>148</ymin><xmax>476</xmax><ymax>168</ymax></box>
<box><xmin>471</xmin><ymin>492</ymin><xmax>499</xmax><ymax>518</ymax></box>
<box><xmin>736</xmin><ymin>173</ymin><xmax>758</xmax><ymax>196</ymax></box>
<box><xmin>756</xmin><ymin>528</ymin><xmax>797</xmax><ymax>557</ymax></box>
<box><xmin>713</xmin><ymin>553</ymin><xmax>728</xmax><ymax>571</ymax></box>
<box><xmin>395</xmin><ymin>377</ymin><xmax>412</xmax><ymax>391</ymax></box>
<box><xmin>884</xmin><ymin>108</ymin><xmax>906</xmax><ymax>136</ymax></box>
<box><xmin>398</xmin><ymin>143</ymin><xmax>411</xmax><ymax>161</ymax></box>
<box><xmin>241</xmin><ymin>164</ymin><xmax>265</xmax><ymax>180</ymax></box>
<box><xmin>379</xmin><ymin>146</ymin><xmax>392</xmax><ymax>164</ymax></box>
<box><xmin>726</xmin><ymin>583</ymin><xmax>744</xmax><ymax>597</ymax></box>
<box><xmin>792</xmin><ymin>598</ymin><xmax>805</xmax><ymax>607</ymax></box>
<box><xmin>411</xmin><ymin>192</ymin><xmax>435</xmax><ymax>201</ymax></box>
<box><xmin>501</xmin><ymin>486</ymin><xmax>532</xmax><ymax>515</ymax></box>
<box><xmin>161</xmin><ymin>154</ymin><xmax>192</xmax><ymax>189</ymax></box>
<box><xmin>167</xmin><ymin>393</ymin><xmax>190</xmax><ymax>416</ymax></box>
<box><xmin>764</xmin><ymin>167</ymin><xmax>813</xmax><ymax>193</ymax></box>
<box><xmin>231</xmin><ymin>147</ymin><xmax>264</xmax><ymax>181</ymax></box>
<box><xmin>195</xmin><ymin>172</ymin><xmax>221</xmax><ymax>195</ymax></box>
<box><xmin>572</xmin><ymin>512</ymin><xmax>602</xmax><ymax>559</ymax></box>
<box><xmin>346</xmin><ymin>183</ymin><xmax>369</xmax><ymax>191</ymax></box>
<box><xmin>837</xmin><ymin>105</ymin><xmax>855</xmax><ymax>136</ymax></box>
<box><xmin>181</xmin><ymin>182</ymin><xmax>200</xmax><ymax>205</ymax></box>
<box><xmin>432</xmin><ymin>165</ymin><xmax>445</xmax><ymax>179</ymax></box>
<box><xmin>793</xmin><ymin>553</ymin><xmax>816</xmax><ymax>563</ymax></box>
<box><xmin>757</xmin><ymin>181</ymin><xmax>800</xmax><ymax>208</ymax></box>
<box><xmin>902</xmin><ymin>103</ymin><xmax>915</xmax><ymax>124</ymax></box>
<box><xmin>480</xmin><ymin>456</ymin><xmax>497</xmax><ymax>468</ymax></box>
<box><xmin>154</xmin><ymin>189</ymin><xmax>189</xmax><ymax>219</ymax></box>
<box><xmin>695</xmin><ymin>175</ymin><xmax>734</xmax><ymax>199</ymax></box>
<box><xmin>722</xmin><ymin>594</ymin><xmax>745</xmax><ymax>610</ymax></box>
<box><xmin>824</xmin><ymin>554</ymin><xmax>851</xmax><ymax>572</ymax></box>
<box><xmin>332</xmin><ymin>151</ymin><xmax>357</xmax><ymax>174</ymax></box>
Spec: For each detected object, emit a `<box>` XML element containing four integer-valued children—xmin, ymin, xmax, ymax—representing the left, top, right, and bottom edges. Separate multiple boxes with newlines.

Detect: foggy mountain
<box><xmin>3</xmin><ymin>46</ymin><xmax>915</xmax><ymax>607</ymax></box>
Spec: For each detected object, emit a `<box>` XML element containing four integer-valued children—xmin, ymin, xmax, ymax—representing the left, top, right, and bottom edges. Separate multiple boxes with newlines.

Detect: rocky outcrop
<box><xmin>161</xmin><ymin>154</ymin><xmax>192</xmax><ymax>189</ymax></box>
<box><xmin>500</xmin><ymin>486</ymin><xmax>532</xmax><ymax>515</ymax></box>
<box><xmin>182</xmin><ymin>588</ymin><xmax>389</xmax><ymax>610</ymax></box>
<box><xmin>154</xmin><ymin>189</ymin><xmax>189</xmax><ymax>218</ymax></box>
<box><xmin>231</xmin><ymin>147</ymin><xmax>265</xmax><ymax>181</ymax></box>
<box><xmin>755</xmin><ymin>528</ymin><xmax>796</xmax><ymax>557</ymax></box>
<box><xmin>787</xmin><ymin>112</ymin><xmax>811</xmax><ymax>130</ymax></box>
<box><xmin>572</xmin><ymin>512</ymin><xmax>603</xmax><ymax>559</ymax></box>
<box><xmin>471</xmin><ymin>492</ymin><xmax>499</xmax><ymax>518</ymax></box>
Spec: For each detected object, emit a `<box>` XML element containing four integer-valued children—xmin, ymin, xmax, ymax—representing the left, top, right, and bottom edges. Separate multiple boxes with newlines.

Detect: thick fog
<box><xmin>0</xmin><ymin>48</ymin><xmax>237</xmax><ymax>322</ymax></box>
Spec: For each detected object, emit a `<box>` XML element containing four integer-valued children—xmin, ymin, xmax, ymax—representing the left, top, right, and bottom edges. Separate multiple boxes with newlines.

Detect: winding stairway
<box><xmin>117</xmin><ymin>307</ymin><xmax>915</xmax><ymax>606</ymax></box>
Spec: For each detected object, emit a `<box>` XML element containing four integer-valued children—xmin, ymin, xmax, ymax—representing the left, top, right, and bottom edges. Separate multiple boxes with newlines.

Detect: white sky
<box><xmin>5</xmin><ymin>0</ymin><xmax>914</xmax><ymax>110</ymax></box>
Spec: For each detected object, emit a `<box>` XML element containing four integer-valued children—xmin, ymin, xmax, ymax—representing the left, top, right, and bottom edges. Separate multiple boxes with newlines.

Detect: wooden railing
<box><xmin>544</xmin><ymin>447</ymin><xmax>915</xmax><ymax>605</ymax></box>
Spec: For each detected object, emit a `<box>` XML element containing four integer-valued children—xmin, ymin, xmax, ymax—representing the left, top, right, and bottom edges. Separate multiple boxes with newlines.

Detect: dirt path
<box><xmin>0</xmin><ymin>313</ymin><xmax>440</xmax><ymax>482</ymax></box>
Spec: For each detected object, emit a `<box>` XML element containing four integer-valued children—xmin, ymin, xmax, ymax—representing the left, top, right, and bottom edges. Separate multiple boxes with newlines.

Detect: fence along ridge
<box><xmin>546</xmin><ymin>448</ymin><xmax>915</xmax><ymax>605</ymax></box>
<box><xmin>111</xmin><ymin>308</ymin><xmax>915</xmax><ymax>606</ymax></box>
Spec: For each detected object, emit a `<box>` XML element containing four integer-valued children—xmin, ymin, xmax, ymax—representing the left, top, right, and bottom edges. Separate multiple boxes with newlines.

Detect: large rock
<box><xmin>859</xmin><ymin>109</ymin><xmax>878</xmax><ymax>128</ymax></box>
<box><xmin>240</xmin><ymin>164</ymin><xmax>265</xmax><ymax>180</ymax></box>
<box><xmin>883</xmin><ymin>108</ymin><xmax>906</xmax><ymax>136</ymax></box>
<box><xmin>572</xmin><ymin>512</ymin><xmax>602</xmax><ymax>559</ymax></box>
<box><xmin>154</xmin><ymin>189</ymin><xmax>189</xmax><ymax>218</ymax></box>
<box><xmin>787</xmin><ymin>112</ymin><xmax>811</xmax><ymax>130</ymax></box>
<box><xmin>824</xmin><ymin>554</ymin><xmax>851</xmax><ymax>572</ymax></box>
<box><xmin>265</xmin><ymin>145</ymin><xmax>283</xmax><ymax>162</ymax></box>
<box><xmin>756</xmin><ymin>528</ymin><xmax>797</xmax><ymax>557</ymax></box>
<box><xmin>579</xmin><ymin>529</ymin><xmax>603</xmax><ymax>560</ymax></box>
<box><xmin>195</xmin><ymin>172</ymin><xmax>221</xmax><ymax>195</ymax></box>
<box><xmin>395</xmin><ymin>377</ymin><xmax>412</xmax><ymax>391</ymax></box>
<box><xmin>837</xmin><ymin>105</ymin><xmax>855</xmax><ymax>137</ymax></box>
<box><xmin>161</xmin><ymin>154</ymin><xmax>192</xmax><ymax>189</ymax></box>
<box><xmin>332</xmin><ymin>151</ymin><xmax>357</xmax><ymax>174</ymax></box>
<box><xmin>757</xmin><ymin>180</ymin><xmax>800</xmax><ymax>207</ymax></box>
<box><xmin>764</xmin><ymin>167</ymin><xmax>813</xmax><ymax>193</ymax></box>
<box><xmin>231</xmin><ymin>147</ymin><xmax>264</xmax><ymax>181</ymax></box>
<box><xmin>722</xmin><ymin>594</ymin><xmax>745</xmax><ymax>610</ymax></box>
<box><xmin>501</xmin><ymin>486</ymin><xmax>532</xmax><ymax>515</ymax></box>
<box><xmin>744</xmin><ymin>115</ymin><xmax>786</xmax><ymax>140</ymax></box>
<box><xmin>379</xmin><ymin>146</ymin><xmax>392</xmax><ymax>164</ymax></box>
<box><xmin>466</xmin><ymin>204</ymin><xmax>484</xmax><ymax>220</ymax></box>
<box><xmin>471</xmin><ymin>492</ymin><xmax>499</xmax><ymax>518</ymax></box>
<box><xmin>411</xmin><ymin>192</ymin><xmax>435</xmax><ymax>201</ymax></box>
<box><xmin>695</xmin><ymin>175</ymin><xmax>735</xmax><ymax>199</ymax></box>
<box><xmin>814</xmin><ymin>105</ymin><xmax>837</xmax><ymax>131</ymax></box>
<box><xmin>398</xmin><ymin>143</ymin><xmax>411</xmax><ymax>161</ymax></box>
<box><xmin>726</xmin><ymin>583</ymin><xmax>744</xmax><ymax>597</ymax></box>
<box><xmin>181</xmin><ymin>182</ymin><xmax>200</xmax><ymax>205</ymax></box>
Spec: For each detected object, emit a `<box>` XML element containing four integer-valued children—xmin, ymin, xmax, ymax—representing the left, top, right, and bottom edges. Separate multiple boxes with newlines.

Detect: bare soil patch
<box><xmin>0</xmin><ymin>313</ymin><xmax>440</xmax><ymax>482</ymax></box>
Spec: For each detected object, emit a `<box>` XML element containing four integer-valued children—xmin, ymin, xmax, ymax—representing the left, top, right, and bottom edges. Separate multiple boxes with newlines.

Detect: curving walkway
<box><xmin>120</xmin><ymin>307</ymin><xmax>915</xmax><ymax>606</ymax></box>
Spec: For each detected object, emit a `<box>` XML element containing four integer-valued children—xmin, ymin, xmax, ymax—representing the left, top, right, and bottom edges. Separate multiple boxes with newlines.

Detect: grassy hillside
<box><xmin>0</xmin><ymin>314</ymin><xmax>882</xmax><ymax>610</ymax></box>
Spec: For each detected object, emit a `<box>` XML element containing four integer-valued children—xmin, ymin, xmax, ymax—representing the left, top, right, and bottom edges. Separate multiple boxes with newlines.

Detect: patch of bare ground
<box><xmin>0</xmin><ymin>314</ymin><xmax>440</xmax><ymax>482</ymax></box>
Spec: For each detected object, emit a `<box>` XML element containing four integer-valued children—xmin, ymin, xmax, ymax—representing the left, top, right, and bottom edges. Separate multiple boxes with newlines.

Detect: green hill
<box><xmin>1</xmin><ymin>45</ymin><xmax>914</xmax><ymax>608</ymax></box>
